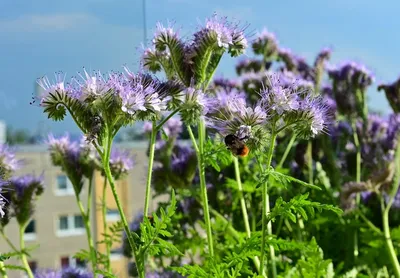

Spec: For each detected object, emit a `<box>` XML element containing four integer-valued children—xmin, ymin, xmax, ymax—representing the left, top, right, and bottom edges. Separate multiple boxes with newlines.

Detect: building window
<box><xmin>28</xmin><ymin>261</ymin><xmax>38</xmax><ymax>273</ymax></box>
<box><xmin>55</xmin><ymin>175</ymin><xmax>74</xmax><ymax>196</ymax></box>
<box><xmin>60</xmin><ymin>256</ymin><xmax>69</xmax><ymax>269</ymax></box>
<box><xmin>106</xmin><ymin>209</ymin><xmax>120</xmax><ymax>221</ymax></box>
<box><xmin>59</xmin><ymin>216</ymin><xmax>69</xmax><ymax>230</ymax></box>
<box><xmin>110</xmin><ymin>247</ymin><xmax>123</xmax><ymax>261</ymax></box>
<box><xmin>24</xmin><ymin>220</ymin><xmax>36</xmax><ymax>241</ymax></box>
<box><xmin>56</xmin><ymin>214</ymin><xmax>85</xmax><ymax>237</ymax></box>
<box><xmin>60</xmin><ymin>256</ymin><xmax>86</xmax><ymax>269</ymax></box>
<box><xmin>74</xmin><ymin>215</ymin><xmax>84</xmax><ymax>229</ymax></box>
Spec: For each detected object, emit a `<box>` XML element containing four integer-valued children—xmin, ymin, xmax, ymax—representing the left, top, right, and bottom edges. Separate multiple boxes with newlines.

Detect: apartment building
<box><xmin>0</xmin><ymin>141</ymin><xmax>152</xmax><ymax>278</ymax></box>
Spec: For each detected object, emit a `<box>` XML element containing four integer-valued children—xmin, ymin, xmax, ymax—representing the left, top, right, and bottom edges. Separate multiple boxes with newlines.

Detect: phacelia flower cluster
<box><xmin>327</xmin><ymin>61</ymin><xmax>374</xmax><ymax>116</ymax></box>
<box><xmin>47</xmin><ymin>133</ymin><xmax>99</xmax><ymax>193</ymax></box>
<box><xmin>8</xmin><ymin>173</ymin><xmax>45</xmax><ymax>226</ymax></box>
<box><xmin>36</xmin><ymin>67</ymin><xmax>174</xmax><ymax>144</ymax></box>
<box><xmin>252</xmin><ymin>28</ymin><xmax>279</xmax><ymax>58</ymax></box>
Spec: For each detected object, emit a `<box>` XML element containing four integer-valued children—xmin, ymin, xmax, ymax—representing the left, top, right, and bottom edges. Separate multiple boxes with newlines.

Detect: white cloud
<box><xmin>0</xmin><ymin>13</ymin><xmax>99</xmax><ymax>33</ymax></box>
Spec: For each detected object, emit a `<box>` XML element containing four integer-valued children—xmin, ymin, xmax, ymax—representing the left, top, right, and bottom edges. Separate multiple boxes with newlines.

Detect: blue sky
<box><xmin>0</xmin><ymin>0</ymin><xmax>398</xmax><ymax>135</ymax></box>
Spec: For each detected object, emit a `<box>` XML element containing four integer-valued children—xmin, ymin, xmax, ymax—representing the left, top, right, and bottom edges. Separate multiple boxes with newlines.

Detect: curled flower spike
<box><xmin>207</xmin><ymin>91</ymin><xmax>267</xmax><ymax>151</ymax></box>
<box><xmin>235</xmin><ymin>58</ymin><xmax>267</xmax><ymax>75</ymax></box>
<box><xmin>0</xmin><ymin>144</ymin><xmax>23</xmax><ymax>179</ymax></box>
<box><xmin>378</xmin><ymin>76</ymin><xmax>400</xmax><ymax>113</ymax></box>
<box><xmin>252</xmin><ymin>28</ymin><xmax>279</xmax><ymax>58</ymax></box>
<box><xmin>8</xmin><ymin>173</ymin><xmax>45</xmax><ymax>226</ymax></box>
<box><xmin>293</xmin><ymin>95</ymin><xmax>331</xmax><ymax>138</ymax></box>
<box><xmin>47</xmin><ymin>133</ymin><xmax>99</xmax><ymax>193</ymax></box>
<box><xmin>259</xmin><ymin>73</ymin><xmax>301</xmax><ymax>116</ymax></box>
<box><xmin>36</xmin><ymin>71</ymin><xmax>67</xmax><ymax>106</ymax></box>
<box><xmin>180</xmin><ymin>86</ymin><xmax>211</xmax><ymax>125</ymax></box>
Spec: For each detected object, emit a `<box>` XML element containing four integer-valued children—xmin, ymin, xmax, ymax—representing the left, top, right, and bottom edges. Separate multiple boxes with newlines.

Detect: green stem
<box><xmin>277</xmin><ymin>133</ymin><xmax>297</xmax><ymax>169</ymax></box>
<box><xmin>307</xmin><ymin>141</ymin><xmax>313</xmax><ymax>184</ymax></box>
<box><xmin>101</xmin><ymin>177</ymin><xmax>111</xmax><ymax>272</ymax></box>
<box><xmin>352</xmin><ymin>121</ymin><xmax>361</xmax><ymax>259</ymax></box>
<box><xmin>19</xmin><ymin>224</ymin><xmax>33</xmax><ymax>278</ymax></box>
<box><xmin>381</xmin><ymin>197</ymin><xmax>400</xmax><ymax>277</ymax></box>
<box><xmin>102</xmin><ymin>132</ymin><xmax>143</xmax><ymax>278</ymax></box>
<box><xmin>0</xmin><ymin>261</ymin><xmax>7</xmax><ymax>278</ymax></box>
<box><xmin>357</xmin><ymin>209</ymin><xmax>382</xmax><ymax>235</ymax></box>
<box><xmin>260</xmin><ymin>132</ymin><xmax>277</xmax><ymax>277</ymax></box>
<box><xmin>233</xmin><ymin>157</ymin><xmax>262</xmax><ymax>275</ymax></box>
<box><xmin>381</xmin><ymin>135</ymin><xmax>400</xmax><ymax>277</ymax></box>
<box><xmin>187</xmin><ymin>123</ymin><xmax>214</xmax><ymax>256</ymax></box>
<box><xmin>73</xmin><ymin>189</ymin><xmax>97</xmax><ymax>270</ymax></box>
<box><xmin>144</xmin><ymin>120</ymin><xmax>157</xmax><ymax>217</ymax></box>
<box><xmin>156</xmin><ymin>109</ymin><xmax>181</xmax><ymax>131</ymax></box>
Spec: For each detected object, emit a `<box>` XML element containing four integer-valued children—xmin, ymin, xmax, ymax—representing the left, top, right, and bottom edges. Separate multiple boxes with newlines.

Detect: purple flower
<box><xmin>191</xmin><ymin>14</ymin><xmax>247</xmax><ymax>57</ymax></box>
<box><xmin>180</xmin><ymin>86</ymin><xmax>213</xmax><ymax>125</ymax></box>
<box><xmin>108</xmin><ymin>147</ymin><xmax>136</xmax><ymax>180</ymax></box>
<box><xmin>206</xmin><ymin>88</ymin><xmax>247</xmax><ymax>117</ymax></box>
<box><xmin>10</xmin><ymin>174</ymin><xmax>44</xmax><ymax>199</ymax></box>
<box><xmin>0</xmin><ymin>144</ymin><xmax>22</xmax><ymax>177</ymax></box>
<box><xmin>327</xmin><ymin>60</ymin><xmax>375</xmax><ymax>89</ymax></box>
<box><xmin>8</xmin><ymin>173</ymin><xmax>45</xmax><ymax>225</ymax></box>
<box><xmin>252</xmin><ymin>28</ymin><xmax>279</xmax><ymax>57</ymax></box>
<box><xmin>235</xmin><ymin>58</ymin><xmax>265</xmax><ymax>75</ymax></box>
<box><xmin>47</xmin><ymin>134</ymin><xmax>98</xmax><ymax>192</ymax></box>
<box><xmin>163</xmin><ymin>117</ymin><xmax>183</xmax><ymax>138</ymax></box>
<box><xmin>212</xmin><ymin>76</ymin><xmax>240</xmax><ymax>91</ymax></box>
<box><xmin>70</xmin><ymin>69</ymin><xmax>110</xmax><ymax>101</ymax></box>
<box><xmin>259</xmin><ymin>73</ymin><xmax>301</xmax><ymax>115</ymax></box>
<box><xmin>153</xmin><ymin>22</ymin><xmax>179</xmax><ymax>51</ymax></box>
<box><xmin>171</xmin><ymin>145</ymin><xmax>196</xmax><ymax>175</ymax></box>
<box><xmin>143</xmin><ymin>121</ymin><xmax>153</xmax><ymax>134</ymax></box>
<box><xmin>122</xmin><ymin>68</ymin><xmax>170</xmax><ymax>116</ymax></box>
<box><xmin>297</xmin><ymin>96</ymin><xmax>331</xmax><ymax>137</ymax></box>
<box><xmin>34</xmin><ymin>267</ymin><xmax>100</xmax><ymax>278</ymax></box>
<box><xmin>378</xmin><ymin>77</ymin><xmax>400</xmax><ymax>113</ymax></box>
<box><xmin>36</xmin><ymin>72</ymin><xmax>67</xmax><ymax>106</ymax></box>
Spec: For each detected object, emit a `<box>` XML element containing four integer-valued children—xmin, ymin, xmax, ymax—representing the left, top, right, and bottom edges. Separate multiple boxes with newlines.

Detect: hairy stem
<box><xmin>233</xmin><ymin>157</ymin><xmax>262</xmax><ymax>275</ymax></box>
<box><xmin>381</xmin><ymin>135</ymin><xmax>400</xmax><ymax>277</ymax></box>
<box><xmin>0</xmin><ymin>261</ymin><xmax>7</xmax><ymax>278</ymax></box>
<box><xmin>101</xmin><ymin>177</ymin><xmax>111</xmax><ymax>271</ymax></box>
<box><xmin>19</xmin><ymin>224</ymin><xmax>33</xmax><ymax>278</ymax></box>
<box><xmin>277</xmin><ymin>133</ymin><xmax>297</xmax><ymax>169</ymax></box>
<box><xmin>260</xmin><ymin>132</ymin><xmax>277</xmax><ymax>277</ymax></box>
<box><xmin>187</xmin><ymin>122</ymin><xmax>214</xmax><ymax>256</ymax></box>
<box><xmin>352</xmin><ymin>121</ymin><xmax>361</xmax><ymax>259</ymax></box>
<box><xmin>381</xmin><ymin>197</ymin><xmax>400</xmax><ymax>277</ymax></box>
<box><xmin>73</xmin><ymin>189</ymin><xmax>97</xmax><ymax>270</ymax></box>
<box><xmin>144</xmin><ymin>120</ymin><xmax>157</xmax><ymax>217</ymax></box>
<box><xmin>102</xmin><ymin>132</ymin><xmax>143</xmax><ymax>277</ymax></box>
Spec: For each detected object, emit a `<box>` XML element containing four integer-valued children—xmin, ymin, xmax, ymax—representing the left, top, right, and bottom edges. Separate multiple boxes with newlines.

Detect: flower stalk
<box><xmin>187</xmin><ymin>122</ymin><xmax>214</xmax><ymax>256</ymax></box>
<box><xmin>19</xmin><ymin>223</ymin><xmax>33</xmax><ymax>278</ymax></box>
<box><xmin>233</xmin><ymin>156</ymin><xmax>262</xmax><ymax>275</ymax></box>
<box><xmin>101</xmin><ymin>177</ymin><xmax>111</xmax><ymax>272</ymax></box>
<box><xmin>144</xmin><ymin>120</ymin><xmax>157</xmax><ymax>217</ymax></box>
<box><xmin>102</xmin><ymin>131</ymin><xmax>143</xmax><ymax>277</ymax></box>
<box><xmin>381</xmin><ymin>134</ymin><xmax>400</xmax><ymax>277</ymax></box>
<box><xmin>259</xmin><ymin>131</ymin><xmax>277</xmax><ymax>277</ymax></box>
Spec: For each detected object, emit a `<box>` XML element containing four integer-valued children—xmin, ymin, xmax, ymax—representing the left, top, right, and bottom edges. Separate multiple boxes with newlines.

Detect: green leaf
<box><xmin>268</xmin><ymin>168</ymin><xmax>322</xmax><ymax>191</ymax></box>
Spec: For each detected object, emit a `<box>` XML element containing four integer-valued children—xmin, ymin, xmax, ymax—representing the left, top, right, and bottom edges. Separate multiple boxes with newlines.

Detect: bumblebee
<box><xmin>224</xmin><ymin>134</ymin><xmax>250</xmax><ymax>157</ymax></box>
